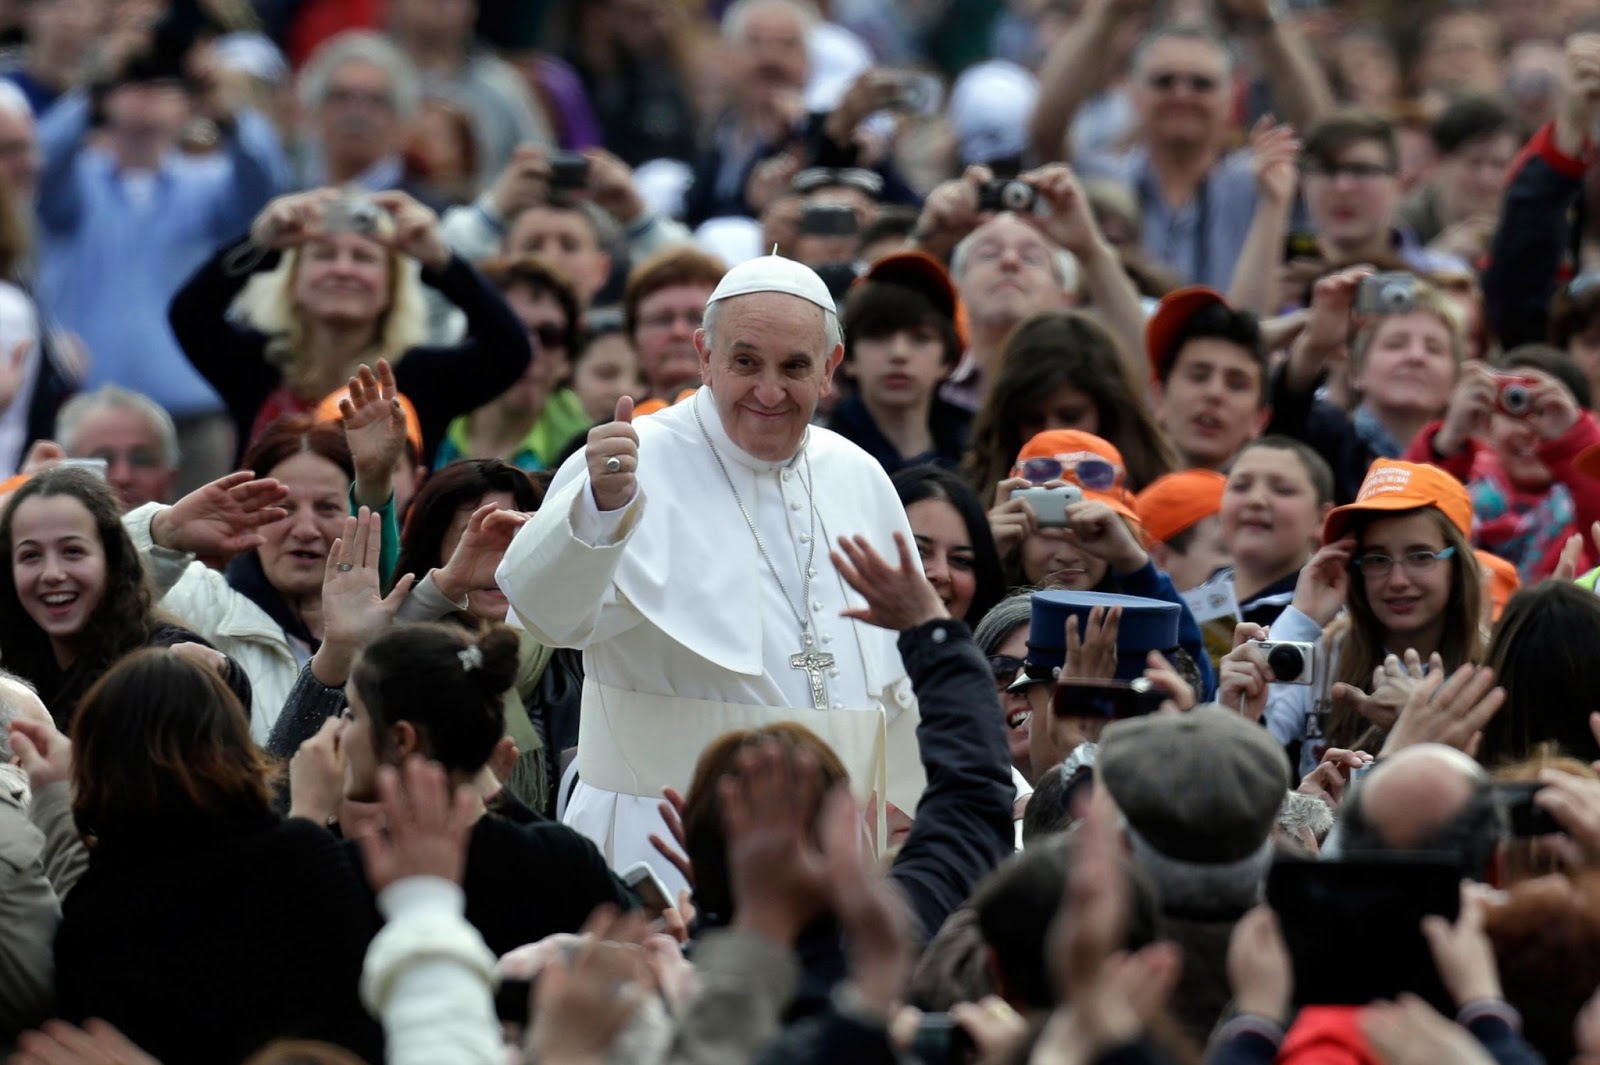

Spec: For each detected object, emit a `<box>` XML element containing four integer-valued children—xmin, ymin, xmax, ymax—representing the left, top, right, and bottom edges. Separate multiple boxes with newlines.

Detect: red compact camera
<box><xmin>1492</xmin><ymin>373</ymin><xmax>1538</xmax><ymax>417</ymax></box>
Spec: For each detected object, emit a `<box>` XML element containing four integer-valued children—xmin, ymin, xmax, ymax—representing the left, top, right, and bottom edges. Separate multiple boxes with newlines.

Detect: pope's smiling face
<box><xmin>697</xmin><ymin>292</ymin><xmax>844</xmax><ymax>462</ymax></box>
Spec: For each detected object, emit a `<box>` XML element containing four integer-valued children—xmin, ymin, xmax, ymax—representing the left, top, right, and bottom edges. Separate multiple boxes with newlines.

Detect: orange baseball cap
<box><xmin>855</xmin><ymin>249</ymin><xmax>969</xmax><ymax>348</ymax></box>
<box><xmin>1322</xmin><ymin>460</ymin><xmax>1473</xmax><ymax>544</ymax></box>
<box><xmin>1134</xmin><ymin>469</ymin><xmax>1227</xmax><ymax>544</ymax></box>
<box><xmin>315</xmin><ymin>386</ymin><xmax>424</xmax><ymax>457</ymax></box>
<box><xmin>632</xmin><ymin>388</ymin><xmax>696</xmax><ymax>418</ymax></box>
<box><xmin>1014</xmin><ymin>429</ymin><xmax>1141</xmax><ymax>525</ymax></box>
<box><xmin>1474</xmin><ymin>549</ymin><xmax>1520</xmax><ymax>622</ymax></box>
<box><xmin>1144</xmin><ymin>286</ymin><xmax>1230</xmax><ymax>381</ymax></box>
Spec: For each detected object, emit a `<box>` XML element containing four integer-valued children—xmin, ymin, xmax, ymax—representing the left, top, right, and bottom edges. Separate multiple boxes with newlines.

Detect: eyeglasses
<box><xmin>88</xmin><ymin>446</ymin><xmax>163</xmax><ymax>470</ymax></box>
<box><xmin>1304</xmin><ymin>161</ymin><xmax>1396</xmax><ymax>181</ymax></box>
<box><xmin>989</xmin><ymin>654</ymin><xmax>1025</xmax><ymax>690</ymax></box>
<box><xmin>1015</xmin><ymin>455</ymin><xmax>1122</xmax><ymax>492</ymax></box>
<box><xmin>532</xmin><ymin>323</ymin><xmax>568</xmax><ymax>351</ymax></box>
<box><xmin>639</xmin><ymin>308</ymin><xmax>704</xmax><ymax>331</ymax></box>
<box><xmin>1145</xmin><ymin>71</ymin><xmax>1220</xmax><ymax>94</ymax></box>
<box><xmin>1351</xmin><ymin>546</ymin><xmax>1457</xmax><ymax>579</ymax></box>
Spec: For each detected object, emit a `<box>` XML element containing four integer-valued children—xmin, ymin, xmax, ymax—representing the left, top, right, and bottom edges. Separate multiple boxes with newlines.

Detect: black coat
<box><xmin>53</xmin><ymin>814</ymin><xmax>383</xmax><ymax>1065</ymax></box>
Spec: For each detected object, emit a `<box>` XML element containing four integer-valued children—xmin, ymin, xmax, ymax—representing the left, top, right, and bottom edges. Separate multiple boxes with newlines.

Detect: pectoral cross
<box><xmin>790</xmin><ymin>630</ymin><xmax>835</xmax><ymax>710</ymax></box>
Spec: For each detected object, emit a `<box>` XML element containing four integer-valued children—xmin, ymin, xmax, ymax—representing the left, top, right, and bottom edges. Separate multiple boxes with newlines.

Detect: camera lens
<box><xmin>1380</xmin><ymin>283</ymin><xmax>1409</xmax><ymax>311</ymax></box>
<box><xmin>1266</xmin><ymin>644</ymin><xmax>1305</xmax><ymax>682</ymax></box>
<box><xmin>1503</xmin><ymin>384</ymin><xmax>1530</xmax><ymax>414</ymax></box>
<box><xmin>1000</xmin><ymin>181</ymin><xmax>1033</xmax><ymax>212</ymax></box>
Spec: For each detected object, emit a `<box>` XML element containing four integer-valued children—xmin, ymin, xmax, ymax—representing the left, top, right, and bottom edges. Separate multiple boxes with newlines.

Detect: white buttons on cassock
<box><xmin>821</xmin><ymin>633</ymin><xmax>833</xmax><ymax>644</ymax></box>
<box><xmin>829</xmin><ymin>668</ymin><xmax>841</xmax><ymax>678</ymax></box>
<box><xmin>799</xmin><ymin>534</ymin><xmax>812</xmax><ymax>543</ymax></box>
<box><xmin>831</xmin><ymin>701</ymin><xmax>843</xmax><ymax>710</ymax></box>
<box><xmin>790</xmin><ymin>501</ymin><xmax>802</xmax><ymax>511</ymax></box>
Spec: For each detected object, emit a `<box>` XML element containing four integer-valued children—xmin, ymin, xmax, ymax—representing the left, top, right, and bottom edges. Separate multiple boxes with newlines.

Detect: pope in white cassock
<box><xmin>495</xmin><ymin>254</ymin><xmax>926</xmax><ymax>891</ymax></box>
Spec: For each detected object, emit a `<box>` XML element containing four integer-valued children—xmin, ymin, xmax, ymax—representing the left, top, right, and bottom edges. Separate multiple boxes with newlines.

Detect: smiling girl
<box><xmin>0</xmin><ymin>467</ymin><xmax>248</xmax><ymax>724</ymax></box>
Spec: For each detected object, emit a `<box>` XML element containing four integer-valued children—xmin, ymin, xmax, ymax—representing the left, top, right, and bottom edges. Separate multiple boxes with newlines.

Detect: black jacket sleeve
<box><xmin>1263</xmin><ymin>362</ymin><xmax>1372</xmax><ymax>504</ymax></box>
<box><xmin>888</xmin><ymin>619</ymin><xmax>1016</xmax><ymax>946</ymax></box>
<box><xmin>168</xmin><ymin>236</ymin><xmax>284</xmax><ymax>451</ymax></box>
<box><xmin>389</xmin><ymin>254</ymin><xmax>533</xmax><ymax>464</ymax></box>
<box><xmin>1460</xmin><ymin>1002</ymin><xmax>1547</xmax><ymax>1065</ymax></box>
<box><xmin>267</xmin><ymin>661</ymin><xmax>348</xmax><ymax>759</ymax></box>
<box><xmin>1482</xmin><ymin>122</ymin><xmax>1588</xmax><ymax>350</ymax></box>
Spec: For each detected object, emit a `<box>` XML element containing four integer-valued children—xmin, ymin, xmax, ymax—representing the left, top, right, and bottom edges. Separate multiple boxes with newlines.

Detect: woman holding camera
<box><xmin>170</xmin><ymin>187</ymin><xmax>531</xmax><ymax>466</ymax></box>
<box><xmin>1219</xmin><ymin>459</ymin><xmax>1487</xmax><ymax>775</ymax></box>
<box><xmin>1400</xmin><ymin>346</ymin><xmax>1600</xmax><ymax>581</ymax></box>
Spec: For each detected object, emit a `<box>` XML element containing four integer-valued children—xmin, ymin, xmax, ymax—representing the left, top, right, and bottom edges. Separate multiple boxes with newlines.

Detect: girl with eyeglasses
<box><xmin>1219</xmin><ymin>460</ymin><xmax>1485</xmax><ymax>775</ymax></box>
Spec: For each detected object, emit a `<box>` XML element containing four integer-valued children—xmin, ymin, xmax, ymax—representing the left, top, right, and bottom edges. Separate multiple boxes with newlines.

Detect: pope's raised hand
<box><xmin>587</xmin><ymin>396</ymin><xmax>639</xmax><ymax>512</ymax></box>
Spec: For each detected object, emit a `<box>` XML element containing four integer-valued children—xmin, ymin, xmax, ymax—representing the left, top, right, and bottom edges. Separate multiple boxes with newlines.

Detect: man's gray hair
<box><xmin>701</xmin><ymin>296</ymin><xmax>844</xmax><ymax>357</ymax></box>
<box><xmin>973</xmin><ymin>591</ymin><xmax>1032</xmax><ymax>655</ymax></box>
<box><xmin>950</xmin><ymin>219</ymin><xmax>1080</xmax><ymax>295</ymax></box>
<box><xmin>1127</xmin><ymin>826</ymin><xmax>1271</xmax><ymax>914</ymax></box>
<box><xmin>1278</xmin><ymin>789</ymin><xmax>1334</xmax><ymax>845</ymax></box>
<box><xmin>1130</xmin><ymin>24</ymin><xmax>1236</xmax><ymax>79</ymax></box>
<box><xmin>297</xmin><ymin>30</ymin><xmax>421</xmax><ymax>122</ymax></box>
<box><xmin>56</xmin><ymin>385</ymin><xmax>181</xmax><ymax>471</ymax></box>
<box><xmin>0</xmin><ymin>670</ymin><xmax>38</xmax><ymax>763</ymax></box>
<box><xmin>721</xmin><ymin>0</ymin><xmax>819</xmax><ymax>42</ymax></box>
<box><xmin>0</xmin><ymin>81</ymin><xmax>33</xmax><ymax>123</ymax></box>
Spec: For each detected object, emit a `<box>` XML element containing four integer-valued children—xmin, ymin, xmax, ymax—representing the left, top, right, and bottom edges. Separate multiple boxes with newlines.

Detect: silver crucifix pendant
<box><xmin>790</xmin><ymin>632</ymin><xmax>835</xmax><ymax>710</ymax></box>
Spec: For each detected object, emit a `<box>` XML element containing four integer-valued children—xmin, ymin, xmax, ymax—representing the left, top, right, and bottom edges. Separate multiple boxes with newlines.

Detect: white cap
<box><xmin>706</xmin><ymin>254</ymin><xmax>837</xmax><ymax>314</ymax></box>
<box><xmin>947</xmin><ymin>59</ymin><xmax>1039</xmax><ymax>164</ymax></box>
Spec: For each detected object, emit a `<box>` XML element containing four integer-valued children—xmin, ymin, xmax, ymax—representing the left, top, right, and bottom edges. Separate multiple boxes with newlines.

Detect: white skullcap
<box><xmin>805</xmin><ymin>21</ymin><xmax>872</xmax><ymax>113</ymax></box>
<box><xmin>706</xmin><ymin>254</ymin><xmax>837</xmax><ymax>314</ymax></box>
<box><xmin>947</xmin><ymin>59</ymin><xmax>1039</xmax><ymax>164</ymax></box>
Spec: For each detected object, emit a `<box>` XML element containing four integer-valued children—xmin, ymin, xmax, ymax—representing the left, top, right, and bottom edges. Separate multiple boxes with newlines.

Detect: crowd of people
<box><xmin>2</xmin><ymin>0</ymin><xmax>1600</xmax><ymax>1063</ymax></box>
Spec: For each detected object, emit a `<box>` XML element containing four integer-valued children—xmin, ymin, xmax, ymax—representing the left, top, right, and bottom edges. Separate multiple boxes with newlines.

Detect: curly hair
<box><xmin>0</xmin><ymin>467</ymin><xmax>153</xmax><ymax>714</ymax></box>
<box><xmin>1486</xmin><ymin>872</ymin><xmax>1600</xmax><ymax>1064</ymax></box>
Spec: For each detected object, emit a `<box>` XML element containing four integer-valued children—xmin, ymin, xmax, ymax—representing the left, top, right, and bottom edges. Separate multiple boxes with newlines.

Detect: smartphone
<box><xmin>1497</xmin><ymin>781</ymin><xmax>1562</xmax><ymax>838</ymax></box>
<box><xmin>1052</xmin><ymin>678</ymin><xmax>1165</xmax><ymax>720</ymax></box>
<box><xmin>548</xmin><ymin>151</ymin><xmax>591</xmax><ymax>191</ymax></box>
<box><xmin>620</xmin><ymin>860</ymin><xmax>673</xmax><ymax>917</ymax></box>
<box><xmin>910</xmin><ymin>1013</ymin><xmax>974</xmax><ymax>1065</ymax></box>
<box><xmin>799</xmin><ymin>202</ymin><xmax>859</xmax><ymax>237</ymax></box>
<box><xmin>59</xmin><ymin>457</ymin><xmax>108</xmax><ymax>479</ymax></box>
<box><xmin>1267</xmin><ymin>856</ymin><xmax>1460</xmax><ymax>1010</ymax></box>
<box><xmin>1014</xmin><ymin>485</ymin><xmax>1083</xmax><ymax>527</ymax></box>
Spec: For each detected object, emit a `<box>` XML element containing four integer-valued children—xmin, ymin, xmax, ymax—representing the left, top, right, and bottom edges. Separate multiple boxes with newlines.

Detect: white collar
<box><xmin>692</xmin><ymin>386</ymin><xmax>808</xmax><ymax>476</ymax></box>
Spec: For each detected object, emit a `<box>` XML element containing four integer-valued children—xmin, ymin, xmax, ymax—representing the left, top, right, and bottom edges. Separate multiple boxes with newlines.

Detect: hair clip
<box><xmin>458</xmin><ymin>645</ymin><xmax>484</xmax><ymax>672</ymax></box>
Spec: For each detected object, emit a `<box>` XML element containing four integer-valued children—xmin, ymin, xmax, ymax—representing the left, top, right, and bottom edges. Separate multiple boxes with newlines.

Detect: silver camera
<box><xmin>1355</xmin><ymin>272</ymin><xmax>1416</xmax><ymax>315</ymax></box>
<box><xmin>1249</xmin><ymin>639</ymin><xmax>1317</xmax><ymax>685</ymax></box>
<box><xmin>322</xmin><ymin>196</ymin><xmax>385</xmax><ymax>236</ymax></box>
<box><xmin>978</xmin><ymin>179</ymin><xmax>1040</xmax><ymax>214</ymax></box>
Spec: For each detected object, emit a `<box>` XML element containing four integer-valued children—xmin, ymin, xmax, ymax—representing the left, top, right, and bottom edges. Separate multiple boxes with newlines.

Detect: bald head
<box><xmin>1339</xmin><ymin>744</ymin><xmax>1506</xmax><ymax>883</ymax></box>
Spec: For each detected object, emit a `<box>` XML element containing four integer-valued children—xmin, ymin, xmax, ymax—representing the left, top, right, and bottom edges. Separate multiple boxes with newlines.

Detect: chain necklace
<box><xmin>693</xmin><ymin>400</ymin><xmax>835</xmax><ymax>709</ymax></box>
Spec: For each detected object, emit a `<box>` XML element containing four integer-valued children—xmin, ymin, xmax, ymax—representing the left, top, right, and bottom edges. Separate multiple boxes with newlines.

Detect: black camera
<box><xmin>548</xmin><ymin>151</ymin><xmax>591</xmax><ymax>190</ymax></box>
<box><xmin>977</xmin><ymin>179</ymin><xmax>1039</xmax><ymax>214</ymax></box>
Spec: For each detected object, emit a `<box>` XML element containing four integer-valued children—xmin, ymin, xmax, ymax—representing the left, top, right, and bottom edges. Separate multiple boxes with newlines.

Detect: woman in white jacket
<box><xmin>1219</xmin><ymin>459</ymin><xmax>1487</xmax><ymax>776</ymax></box>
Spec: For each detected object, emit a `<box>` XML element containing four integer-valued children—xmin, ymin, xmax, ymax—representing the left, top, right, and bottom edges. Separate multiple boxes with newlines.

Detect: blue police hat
<box><xmin>1008</xmin><ymin>590</ymin><xmax>1182</xmax><ymax>691</ymax></box>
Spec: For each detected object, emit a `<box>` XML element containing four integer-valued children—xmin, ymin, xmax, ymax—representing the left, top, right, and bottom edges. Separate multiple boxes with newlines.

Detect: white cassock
<box><xmin>496</xmin><ymin>387</ymin><xmax>926</xmax><ymax>893</ymax></box>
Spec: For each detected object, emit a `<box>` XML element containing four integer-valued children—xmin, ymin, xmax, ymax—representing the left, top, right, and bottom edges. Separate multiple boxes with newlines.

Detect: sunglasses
<box><xmin>1303</xmin><ymin>161</ymin><xmax>1395</xmax><ymax>181</ymax></box>
<box><xmin>1145</xmin><ymin>72</ymin><xmax>1219</xmax><ymax>93</ymax></box>
<box><xmin>989</xmin><ymin>654</ymin><xmax>1026</xmax><ymax>689</ymax></box>
<box><xmin>532</xmin><ymin>323</ymin><xmax>568</xmax><ymax>351</ymax></box>
<box><xmin>1015</xmin><ymin>455</ymin><xmax>1121</xmax><ymax>491</ymax></box>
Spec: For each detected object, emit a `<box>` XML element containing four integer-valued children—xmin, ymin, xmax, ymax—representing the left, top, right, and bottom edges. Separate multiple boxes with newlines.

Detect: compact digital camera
<box><xmin>1249</xmin><ymin>639</ymin><xmax>1317</xmax><ymax>685</ymax></box>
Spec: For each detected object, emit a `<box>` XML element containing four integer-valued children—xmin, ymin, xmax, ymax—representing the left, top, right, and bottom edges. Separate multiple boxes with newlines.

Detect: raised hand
<box><xmin>1290</xmin><ymin>537</ymin><xmax>1355</xmax><ymax>627</ymax></box>
<box><xmin>168</xmin><ymin>642</ymin><xmax>230</xmax><ymax>679</ymax></box>
<box><xmin>1533</xmin><ymin>769</ymin><xmax>1600</xmax><ymax>869</ymax></box>
<box><xmin>648</xmin><ymin>786</ymin><xmax>696</xmax><ymax>890</ymax></box>
<box><xmin>721</xmin><ymin>738</ymin><xmax>833</xmax><ymax>947</ymax></box>
<box><xmin>435</xmin><ymin>503</ymin><xmax>529</xmax><ymax>603</ymax></box>
<box><xmin>8</xmin><ymin>717</ymin><xmax>71</xmax><ymax>791</ymax></box>
<box><xmin>1330</xmin><ymin>649</ymin><xmax>1435</xmax><ymax>732</ymax></box>
<box><xmin>1361</xmin><ymin>995</ymin><xmax>1498</xmax><ymax>1065</ymax></box>
<box><xmin>1062</xmin><ymin>605</ymin><xmax>1121</xmax><ymax>682</ymax></box>
<box><xmin>1380</xmin><ymin>663</ymin><xmax>1505</xmax><ymax>756</ymax></box>
<box><xmin>818</xmin><ymin>785</ymin><xmax>914</xmax><ymax>1017</ymax></box>
<box><xmin>369</xmin><ymin>190</ymin><xmax>451</xmax><ymax>271</ymax></box>
<box><xmin>587</xmin><ymin>396</ymin><xmax>639</xmax><ymax>512</ymax></box>
<box><xmin>527</xmin><ymin>909</ymin><xmax>652</xmax><ymax>1063</ymax></box>
<box><xmin>485</xmin><ymin>144</ymin><xmax>552</xmax><ymax>220</ymax></box>
<box><xmin>1526</xmin><ymin>370</ymin><xmax>1582</xmax><ymax>441</ymax></box>
<box><xmin>341</xmin><ymin>360</ymin><xmax>409</xmax><ymax>510</ymax></box>
<box><xmin>987</xmin><ymin>477</ymin><xmax>1039</xmax><ymax>556</ymax></box>
<box><xmin>249</xmin><ymin>189</ymin><xmax>338</xmax><ymax>250</ymax></box>
<box><xmin>148</xmin><ymin>470</ymin><xmax>289</xmax><ymax>558</ymax></box>
<box><xmin>1433</xmin><ymin>363</ymin><xmax>1498</xmax><ymax>456</ymax></box>
<box><xmin>1250</xmin><ymin>117</ymin><xmax>1301</xmax><ymax>207</ymax></box>
<box><xmin>12</xmin><ymin>1019</ymin><xmax>161</xmax><ymax>1065</ymax></box>
<box><xmin>1299</xmin><ymin>267</ymin><xmax>1371</xmax><ymax>363</ymax></box>
<box><xmin>311</xmin><ymin>509</ymin><xmax>416</xmax><ymax>688</ymax></box>
<box><xmin>1020</xmin><ymin>163</ymin><xmax>1106</xmax><ymax>257</ymax></box>
<box><xmin>1144</xmin><ymin>651</ymin><xmax>1195</xmax><ymax>712</ymax></box>
<box><xmin>1227</xmin><ymin>906</ymin><xmax>1292</xmax><ymax>1024</ymax></box>
<box><xmin>1297</xmin><ymin>747</ymin><xmax>1372</xmax><ymax>809</ymax></box>
<box><xmin>582</xmin><ymin>146</ymin><xmax>647</xmax><ymax>224</ymax></box>
<box><xmin>1421</xmin><ymin>884</ymin><xmax>1502</xmax><ymax>1010</ymax></box>
<box><xmin>911</xmin><ymin>165</ymin><xmax>994</xmax><ymax>261</ymax></box>
<box><xmin>833</xmin><ymin>532</ymin><xmax>950</xmax><ymax>631</ymax></box>
<box><xmin>1218</xmin><ymin>622</ymin><xmax>1273</xmax><ymax>723</ymax></box>
<box><xmin>358</xmin><ymin>756</ymin><xmax>479</xmax><ymax>893</ymax></box>
<box><xmin>1062</xmin><ymin>500</ymin><xmax>1148</xmax><ymax>574</ymax></box>
<box><xmin>288</xmin><ymin>716</ymin><xmax>346</xmax><ymax>825</ymax></box>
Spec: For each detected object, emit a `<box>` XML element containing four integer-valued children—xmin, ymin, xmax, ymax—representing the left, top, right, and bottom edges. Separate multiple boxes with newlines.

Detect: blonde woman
<box><xmin>170</xmin><ymin>187</ymin><xmax>531</xmax><ymax>465</ymax></box>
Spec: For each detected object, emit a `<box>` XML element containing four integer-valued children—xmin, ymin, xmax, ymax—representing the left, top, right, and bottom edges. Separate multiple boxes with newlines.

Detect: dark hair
<box><xmin>1498</xmin><ymin>344</ymin><xmax>1592</xmax><ymax>410</ymax></box>
<box><xmin>241</xmin><ymin>414</ymin><xmax>354</xmax><ymax>483</ymax></box>
<box><xmin>479</xmin><ymin>254</ymin><xmax>582</xmax><ymax>353</ymax></box>
<box><xmin>395</xmin><ymin>460</ymin><xmax>542</xmax><ymax>615</ymax></box>
<box><xmin>1547</xmin><ymin>283</ymin><xmax>1600</xmax><ymax>352</ymax></box>
<box><xmin>70</xmin><ymin>649</ymin><xmax>274</xmax><ymax>843</ymax></box>
<box><xmin>972</xmin><ymin>835</ymin><xmax>1161</xmax><ymax>1010</ymax></box>
<box><xmin>1430</xmin><ymin>94</ymin><xmax>1516</xmax><ymax>155</ymax></box>
<box><xmin>1339</xmin><ymin>770</ymin><xmax>1505</xmax><ymax>882</ymax></box>
<box><xmin>351</xmin><ymin>623</ymin><xmax>520</xmax><ymax>776</ymax></box>
<box><xmin>859</xmin><ymin>205</ymin><xmax>919</xmax><ymax>251</ymax></box>
<box><xmin>1303</xmin><ymin>111</ymin><xmax>1399</xmax><ymax>174</ymax></box>
<box><xmin>1159</xmin><ymin>303</ymin><xmax>1267</xmax><ymax>406</ymax></box>
<box><xmin>892</xmin><ymin>465</ymin><xmax>1005</xmax><ymax>624</ymax></box>
<box><xmin>1485</xmin><ymin>872</ymin><xmax>1600</xmax><ymax>1065</ymax></box>
<box><xmin>842</xmin><ymin>281</ymin><xmax>961</xmax><ymax>367</ymax></box>
<box><xmin>1020</xmin><ymin>763</ymin><xmax>1084</xmax><ymax>845</ymax></box>
<box><xmin>242</xmin><ymin>1042</ymin><xmax>369</xmax><ymax>1065</ymax></box>
<box><xmin>1480</xmin><ymin>582</ymin><xmax>1600</xmax><ymax>767</ymax></box>
<box><xmin>0</xmin><ymin>467</ymin><xmax>153</xmax><ymax>707</ymax></box>
<box><xmin>1233</xmin><ymin>436</ymin><xmax>1336</xmax><ymax>506</ymax></box>
<box><xmin>963</xmin><ymin>311</ymin><xmax>1177</xmax><ymax>498</ymax></box>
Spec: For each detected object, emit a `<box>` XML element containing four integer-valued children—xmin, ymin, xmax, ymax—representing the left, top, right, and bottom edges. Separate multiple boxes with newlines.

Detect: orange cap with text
<box><xmin>1474</xmin><ymin>549</ymin><xmax>1520</xmax><ymax>622</ymax></box>
<box><xmin>1014</xmin><ymin>429</ymin><xmax>1140</xmax><ymax>525</ymax></box>
<box><xmin>1134</xmin><ymin>469</ymin><xmax>1227</xmax><ymax>544</ymax></box>
<box><xmin>1322</xmin><ymin>460</ymin><xmax>1473</xmax><ymax>545</ymax></box>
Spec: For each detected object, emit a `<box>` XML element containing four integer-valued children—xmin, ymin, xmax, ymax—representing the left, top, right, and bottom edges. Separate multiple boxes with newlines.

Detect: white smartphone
<box><xmin>59</xmin><ymin>457</ymin><xmax>108</xmax><ymax>480</ymax></box>
<box><xmin>1015</xmin><ymin>484</ymin><xmax>1083</xmax><ymax>527</ymax></box>
<box><xmin>620</xmin><ymin>860</ymin><xmax>673</xmax><ymax>917</ymax></box>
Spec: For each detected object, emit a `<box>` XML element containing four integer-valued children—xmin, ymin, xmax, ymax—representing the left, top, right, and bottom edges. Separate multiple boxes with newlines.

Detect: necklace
<box><xmin>694</xmin><ymin>401</ymin><xmax>835</xmax><ymax>710</ymax></box>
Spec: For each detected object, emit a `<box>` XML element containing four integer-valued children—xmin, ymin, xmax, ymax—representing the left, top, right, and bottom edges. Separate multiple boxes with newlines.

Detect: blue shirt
<box><xmin>34</xmin><ymin>92</ymin><xmax>287</xmax><ymax>417</ymax></box>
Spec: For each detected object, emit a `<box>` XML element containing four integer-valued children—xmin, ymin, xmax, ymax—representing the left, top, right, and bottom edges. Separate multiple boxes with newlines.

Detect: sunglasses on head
<box><xmin>1015</xmin><ymin>455</ymin><xmax>1121</xmax><ymax>491</ymax></box>
<box><xmin>1146</xmin><ymin>71</ymin><xmax>1219</xmax><ymax>93</ymax></box>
